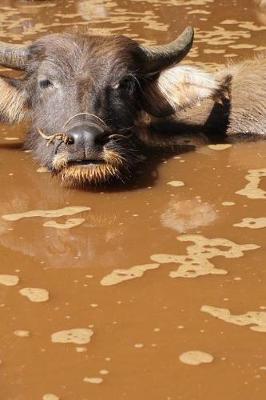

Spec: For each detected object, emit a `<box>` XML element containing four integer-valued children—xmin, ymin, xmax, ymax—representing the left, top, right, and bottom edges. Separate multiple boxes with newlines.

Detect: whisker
<box><xmin>38</xmin><ymin>128</ymin><xmax>51</xmax><ymax>140</ymax></box>
<box><xmin>108</xmin><ymin>134</ymin><xmax>126</xmax><ymax>140</ymax></box>
<box><xmin>37</xmin><ymin>128</ymin><xmax>73</xmax><ymax>147</ymax></box>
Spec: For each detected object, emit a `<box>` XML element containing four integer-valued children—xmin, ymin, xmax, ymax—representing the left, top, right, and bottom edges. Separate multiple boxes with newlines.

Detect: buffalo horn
<box><xmin>140</xmin><ymin>26</ymin><xmax>194</xmax><ymax>74</ymax></box>
<box><xmin>0</xmin><ymin>41</ymin><xmax>29</xmax><ymax>69</ymax></box>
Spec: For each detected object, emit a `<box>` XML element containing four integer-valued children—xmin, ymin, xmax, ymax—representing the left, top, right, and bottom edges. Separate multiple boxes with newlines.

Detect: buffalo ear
<box><xmin>139</xmin><ymin>77</ymin><xmax>176</xmax><ymax>118</ymax></box>
<box><xmin>157</xmin><ymin>65</ymin><xmax>231</xmax><ymax>111</ymax></box>
<box><xmin>0</xmin><ymin>76</ymin><xmax>28</xmax><ymax>123</ymax></box>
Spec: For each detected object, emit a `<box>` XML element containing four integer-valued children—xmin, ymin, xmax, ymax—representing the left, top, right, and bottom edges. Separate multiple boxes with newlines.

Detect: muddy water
<box><xmin>0</xmin><ymin>1</ymin><xmax>266</xmax><ymax>399</ymax></box>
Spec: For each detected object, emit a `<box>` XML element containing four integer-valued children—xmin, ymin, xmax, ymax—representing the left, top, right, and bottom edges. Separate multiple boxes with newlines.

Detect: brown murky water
<box><xmin>1</xmin><ymin>1</ymin><xmax>266</xmax><ymax>399</ymax></box>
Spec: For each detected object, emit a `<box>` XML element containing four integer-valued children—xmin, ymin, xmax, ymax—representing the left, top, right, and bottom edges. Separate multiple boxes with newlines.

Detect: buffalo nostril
<box><xmin>64</xmin><ymin>134</ymin><xmax>74</xmax><ymax>145</ymax></box>
<box><xmin>95</xmin><ymin>134</ymin><xmax>110</xmax><ymax>146</ymax></box>
<box><xmin>66</xmin><ymin>131</ymin><xmax>80</xmax><ymax>146</ymax></box>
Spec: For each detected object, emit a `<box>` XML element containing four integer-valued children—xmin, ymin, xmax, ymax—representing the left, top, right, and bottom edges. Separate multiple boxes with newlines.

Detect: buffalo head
<box><xmin>0</xmin><ymin>28</ymin><xmax>195</xmax><ymax>186</ymax></box>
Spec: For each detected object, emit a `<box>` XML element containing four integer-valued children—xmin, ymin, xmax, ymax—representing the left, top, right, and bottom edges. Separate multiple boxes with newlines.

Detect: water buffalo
<box><xmin>0</xmin><ymin>27</ymin><xmax>264</xmax><ymax>186</ymax></box>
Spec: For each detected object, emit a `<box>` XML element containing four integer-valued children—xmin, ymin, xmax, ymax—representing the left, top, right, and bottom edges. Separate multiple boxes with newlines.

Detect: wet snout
<box><xmin>51</xmin><ymin>121</ymin><xmax>129</xmax><ymax>184</ymax></box>
<box><xmin>67</xmin><ymin>124</ymin><xmax>108</xmax><ymax>150</ymax></box>
<box><xmin>62</xmin><ymin>123</ymin><xmax>110</xmax><ymax>163</ymax></box>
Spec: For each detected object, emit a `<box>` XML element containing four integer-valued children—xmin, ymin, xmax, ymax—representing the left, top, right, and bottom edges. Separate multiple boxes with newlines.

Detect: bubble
<box><xmin>14</xmin><ymin>330</ymin><xmax>30</xmax><ymax>338</ymax></box>
<box><xmin>151</xmin><ymin>235</ymin><xmax>259</xmax><ymax>278</ymax></box>
<box><xmin>179</xmin><ymin>351</ymin><xmax>214</xmax><ymax>366</ymax></box>
<box><xmin>234</xmin><ymin>217</ymin><xmax>266</xmax><ymax>229</ymax></box>
<box><xmin>201</xmin><ymin>305</ymin><xmax>266</xmax><ymax>332</ymax></box>
<box><xmin>0</xmin><ymin>275</ymin><xmax>19</xmax><ymax>286</ymax></box>
<box><xmin>167</xmin><ymin>181</ymin><xmax>185</xmax><ymax>187</ymax></box>
<box><xmin>83</xmin><ymin>377</ymin><xmax>103</xmax><ymax>384</ymax></box>
<box><xmin>19</xmin><ymin>288</ymin><xmax>49</xmax><ymax>303</ymax></box>
<box><xmin>51</xmin><ymin>328</ymin><xmax>93</xmax><ymax>345</ymax></box>
<box><xmin>236</xmin><ymin>169</ymin><xmax>266</xmax><ymax>199</ymax></box>
<box><xmin>208</xmin><ymin>144</ymin><xmax>232</xmax><ymax>150</ymax></box>
<box><xmin>101</xmin><ymin>263</ymin><xmax>160</xmax><ymax>286</ymax></box>
<box><xmin>42</xmin><ymin>394</ymin><xmax>59</xmax><ymax>400</ymax></box>
<box><xmin>2</xmin><ymin>206</ymin><xmax>90</xmax><ymax>221</ymax></box>
<box><xmin>43</xmin><ymin>218</ymin><xmax>85</xmax><ymax>229</ymax></box>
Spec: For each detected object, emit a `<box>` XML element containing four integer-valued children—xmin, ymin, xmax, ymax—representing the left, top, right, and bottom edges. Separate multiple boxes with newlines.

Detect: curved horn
<box><xmin>0</xmin><ymin>42</ymin><xmax>29</xmax><ymax>69</ymax></box>
<box><xmin>140</xmin><ymin>26</ymin><xmax>194</xmax><ymax>74</ymax></box>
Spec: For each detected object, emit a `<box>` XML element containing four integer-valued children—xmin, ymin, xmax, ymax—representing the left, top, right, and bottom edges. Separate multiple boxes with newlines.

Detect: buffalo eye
<box><xmin>39</xmin><ymin>79</ymin><xmax>53</xmax><ymax>89</ymax></box>
<box><xmin>113</xmin><ymin>76</ymin><xmax>136</xmax><ymax>95</ymax></box>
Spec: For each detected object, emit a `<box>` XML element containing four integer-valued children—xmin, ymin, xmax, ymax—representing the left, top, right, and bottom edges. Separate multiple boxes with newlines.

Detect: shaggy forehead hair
<box><xmin>29</xmin><ymin>33</ymin><xmax>142</xmax><ymax>80</ymax></box>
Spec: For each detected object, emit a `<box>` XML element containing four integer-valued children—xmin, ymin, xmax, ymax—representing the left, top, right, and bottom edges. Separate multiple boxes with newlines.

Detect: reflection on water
<box><xmin>77</xmin><ymin>1</ymin><xmax>109</xmax><ymax>21</ymax></box>
<box><xmin>0</xmin><ymin>1</ymin><xmax>266</xmax><ymax>400</ymax></box>
<box><xmin>160</xmin><ymin>198</ymin><xmax>217</xmax><ymax>233</ymax></box>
